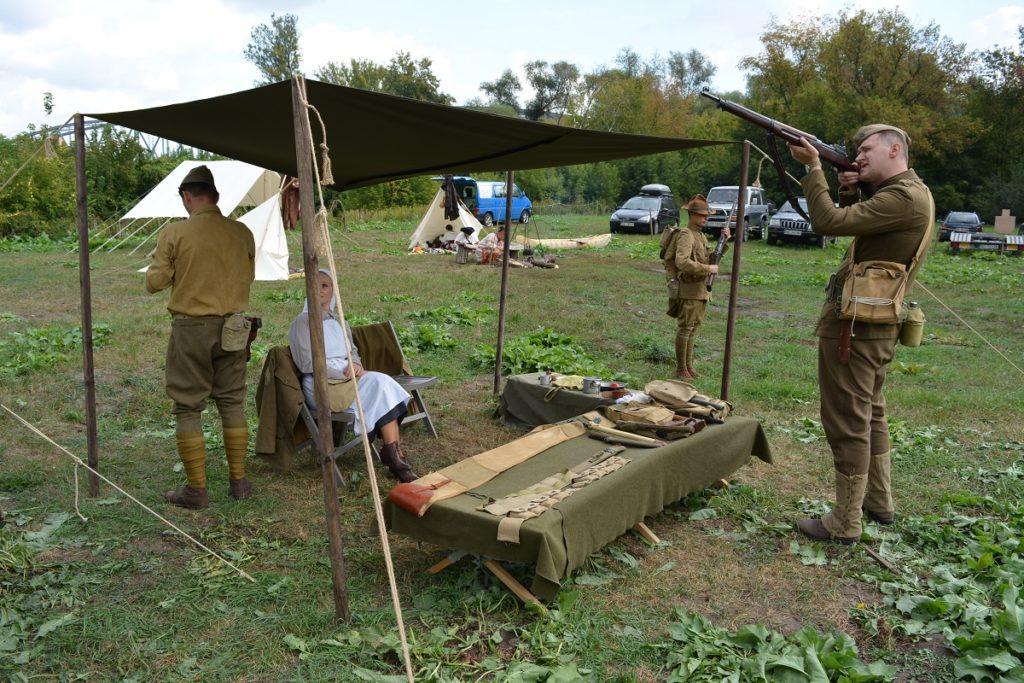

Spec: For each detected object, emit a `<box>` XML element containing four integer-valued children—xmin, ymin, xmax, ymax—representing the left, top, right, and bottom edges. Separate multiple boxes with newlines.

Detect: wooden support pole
<box><xmin>493</xmin><ymin>170</ymin><xmax>514</xmax><ymax>394</ymax></box>
<box><xmin>483</xmin><ymin>559</ymin><xmax>546</xmax><ymax>611</ymax></box>
<box><xmin>721</xmin><ymin>141</ymin><xmax>750</xmax><ymax>401</ymax></box>
<box><xmin>291</xmin><ymin>76</ymin><xmax>351</xmax><ymax>623</ymax></box>
<box><xmin>632</xmin><ymin>522</ymin><xmax>661</xmax><ymax>545</ymax></box>
<box><xmin>74</xmin><ymin>114</ymin><xmax>100</xmax><ymax>497</ymax></box>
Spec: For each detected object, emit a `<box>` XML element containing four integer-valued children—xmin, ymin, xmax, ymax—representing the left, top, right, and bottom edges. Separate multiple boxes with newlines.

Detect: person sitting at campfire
<box><xmin>288</xmin><ymin>269</ymin><xmax>417</xmax><ymax>482</ymax></box>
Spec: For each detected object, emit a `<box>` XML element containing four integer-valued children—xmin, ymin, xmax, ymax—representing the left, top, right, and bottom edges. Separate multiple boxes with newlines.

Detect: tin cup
<box><xmin>582</xmin><ymin>377</ymin><xmax>602</xmax><ymax>394</ymax></box>
<box><xmin>537</xmin><ymin>373</ymin><xmax>552</xmax><ymax>386</ymax></box>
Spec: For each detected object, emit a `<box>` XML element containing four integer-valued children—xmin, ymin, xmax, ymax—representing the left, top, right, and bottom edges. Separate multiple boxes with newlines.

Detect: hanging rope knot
<box><xmin>318</xmin><ymin>141</ymin><xmax>334</xmax><ymax>186</ymax></box>
<box><xmin>314</xmin><ymin>206</ymin><xmax>331</xmax><ymax>258</ymax></box>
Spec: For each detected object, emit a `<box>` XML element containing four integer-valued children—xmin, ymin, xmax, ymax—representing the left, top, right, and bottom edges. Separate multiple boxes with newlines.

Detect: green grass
<box><xmin>1</xmin><ymin>214</ymin><xmax>1023</xmax><ymax>680</ymax></box>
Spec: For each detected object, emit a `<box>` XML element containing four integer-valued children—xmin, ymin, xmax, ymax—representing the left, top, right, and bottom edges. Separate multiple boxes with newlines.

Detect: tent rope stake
<box><xmin>1</xmin><ymin>404</ymin><xmax>256</xmax><ymax>582</ymax></box>
<box><xmin>295</xmin><ymin>74</ymin><xmax>416</xmax><ymax>683</ymax></box>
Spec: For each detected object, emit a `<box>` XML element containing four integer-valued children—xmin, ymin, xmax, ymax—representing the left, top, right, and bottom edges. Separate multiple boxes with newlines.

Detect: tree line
<box><xmin>1</xmin><ymin>9</ymin><xmax>1021</xmax><ymax>237</ymax></box>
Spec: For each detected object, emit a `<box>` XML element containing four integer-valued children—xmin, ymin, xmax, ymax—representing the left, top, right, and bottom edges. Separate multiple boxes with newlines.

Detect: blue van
<box><xmin>451</xmin><ymin>176</ymin><xmax>533</xmax><ymax>226</ymax></box>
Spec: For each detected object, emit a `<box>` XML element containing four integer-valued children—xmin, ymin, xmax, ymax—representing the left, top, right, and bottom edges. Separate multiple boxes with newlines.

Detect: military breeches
<box><xmin>675</xmin><ymin>299</ymin><xmax>707</xmax><ymax>372</ymax></box>
<box><xmin>165</xmin><ymin>316</ymin><xmax>247</xmax><ymax>432</ymax></box>
<box><xmin>817</xmin><ymin>335</ymin><xmax>896</xmax><ymax>476</ymax></box>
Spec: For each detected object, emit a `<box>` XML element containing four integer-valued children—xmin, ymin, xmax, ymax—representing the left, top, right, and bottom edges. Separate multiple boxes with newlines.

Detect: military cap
<box><xmin>684</xmin><ymin>194</ymin><xmax>710</xmax><ymax>216</ymax></box>
<box><xmin>178</xmin><ymin>164</ymin><xmax>217</xmax><ymax>191</ymax></box>
<box><xmin>853</xmin><ymin>124</ymin><xmax>911</xmax><ymax>150</ymax></box>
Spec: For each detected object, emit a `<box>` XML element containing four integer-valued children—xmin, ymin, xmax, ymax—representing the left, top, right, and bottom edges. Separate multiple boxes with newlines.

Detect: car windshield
<box><xmin>779</xmin><ymin>199</ymin><xmax>809</xmax><ymax>213</ymax></box>
<box><xmin>946</xmin><ymin>212</ymin><xmax>979</xmax><ymax>223</ymax></box>
<box><xmin>706</xmin><ymin>188</ymin><xmax>739</xmax><ymax>204</ymax></box>
<box><xmin>621</xmin><ymin>197</ymin><xmax>660</xmax><ymax>211</ymax></box>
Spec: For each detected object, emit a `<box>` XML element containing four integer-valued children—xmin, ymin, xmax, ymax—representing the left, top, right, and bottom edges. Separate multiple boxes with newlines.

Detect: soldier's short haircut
<box><xmin>877</xmin><ymin>130</ymin><xmax>909</xmax><ymax>162</ymax></box>
<box><xmin>179</xmin><ymin>182</ymin><xmax>220</xmax><ymax>202</ymax></box>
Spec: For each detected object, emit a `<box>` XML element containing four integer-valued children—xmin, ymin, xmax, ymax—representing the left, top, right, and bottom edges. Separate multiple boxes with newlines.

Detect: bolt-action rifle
<box><xmin>706</xmin><ymin>225</ymin><xmax>729</xmax><ymax>293</ymax></box>
<box><xmin>700</xmin><ymin>88</ymin><xmax>857</xmax><ymax>221</ymax></box>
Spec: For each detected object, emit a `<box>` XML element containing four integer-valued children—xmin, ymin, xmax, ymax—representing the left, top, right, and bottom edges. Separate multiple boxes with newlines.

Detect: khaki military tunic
<box><xmin>800</xmin><ymin>168</ymin><xmax>933</xmax><ymax>474</ymax></box>
<box><xmin>147</xmin><ymin>205</ymin><xmax>256</xmax><ymax>432</ymax></box>
<box><xmin>663</xmin><ymin>222</ymin><xmax>726</xmax><ymax>372</ymax></box>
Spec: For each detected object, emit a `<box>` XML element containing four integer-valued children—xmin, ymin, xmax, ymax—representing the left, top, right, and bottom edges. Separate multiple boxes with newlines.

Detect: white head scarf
<box><xmin>303</xmin><ymin>267</ymin><xmax>337</xmax><ymax>317</ymax></box>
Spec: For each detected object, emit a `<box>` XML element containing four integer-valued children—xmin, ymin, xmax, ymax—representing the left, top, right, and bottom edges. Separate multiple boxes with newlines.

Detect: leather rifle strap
<box><xmin>767</xmin><ymin>132</ymin><xmax>812</xmax><ymax>222</ymax></box>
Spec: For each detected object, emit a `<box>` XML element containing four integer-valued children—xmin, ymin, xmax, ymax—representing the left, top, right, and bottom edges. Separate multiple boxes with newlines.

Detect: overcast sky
<box><xmin>1</xmin><ymin>0</ymin><xmax>1021</xmax><ymax>136</ymax></box>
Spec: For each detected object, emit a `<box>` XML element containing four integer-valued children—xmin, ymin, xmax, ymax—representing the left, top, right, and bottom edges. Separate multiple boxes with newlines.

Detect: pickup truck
<box><xmin>703</xmin><ymin>186</ymin><xmax>774</xmax><ymax>240</ymax></box>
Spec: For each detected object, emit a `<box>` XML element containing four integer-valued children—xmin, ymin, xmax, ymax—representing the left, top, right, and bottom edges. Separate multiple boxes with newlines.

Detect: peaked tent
<box><xmin>408</xmin><ymin>188</ymin><xmax>483</xmax><ymax>248</ymax></box>
<box><xmin>240</xmin><ymin>193</ymin><xmax>290</xmax><ymax>281</ymax></box>
<box><xmin>122</xmin><ymin>160</ymin><xmax>279</xmax><ymax>220</ymax></box>
<box><xmin>137</xmin><ymin>192</ymin><xmax>289</xmax><ymax>281</ymax></box>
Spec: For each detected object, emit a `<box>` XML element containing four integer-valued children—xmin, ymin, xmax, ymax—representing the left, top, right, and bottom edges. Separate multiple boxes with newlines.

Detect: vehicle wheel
<box><xmin>652</xmin><ymin>219</ymin><xmax>661</xmax><ymax>235</ymax></box>
<box><xmin>482</xmin><ymin>212</ymin><xmax>494</xmax><ymax>227</ymax></box>
<box><xmin>610</xmin><ymin>225</ymin><xmax>618</xmax><ymax>234</ymax></box>
<box><xmin>766</xmin><ymin>234</ymin><xmax>778</xmax><ymax>246</ymax></box>
<box><xmin>520</xmin><ymin>210</ymin><xmax>531</xmax><ymax>224</ymax></box>
<box><xmin>756</xmin><ymin>216</ymin><xmax>767</xmax><ymax>239</ymax></box>
<box><xmin>817</xmin><ymin>235</ymin><xmax>827</xmax><ymax>248</ymax></box>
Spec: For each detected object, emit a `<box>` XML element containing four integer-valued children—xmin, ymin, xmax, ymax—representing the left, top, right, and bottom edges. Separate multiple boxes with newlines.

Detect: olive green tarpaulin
<box><xmin>88</xmin><ymin>79</ymin><xmax>730</xmax><ymax>189</ymax></box>
<box><xmin>498</xmin><ymin>372</ymin><xmax>614</xmax><ymax>428</ymax></box>
<box><xmin>384</xmin><ymin>416</ymin><xmax>771</xmax><ymax>600</ymax></box>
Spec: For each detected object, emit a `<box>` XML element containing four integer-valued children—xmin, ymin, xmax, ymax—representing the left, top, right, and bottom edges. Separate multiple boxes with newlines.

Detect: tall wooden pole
<box><xmin>74</xmin><ymin>114</ymin><xmax>100</xmax><ymax>497</ymax></box>
<box><xmin>493</xmin><ymin>170</ymin><xmax>514</xmax><ymax>394</ymax></box>
<box><xmin>291</xmin><ymin>76</ymin><xmax>351</xmax><ymax>622</ymax></box>
<box><xmin>720</xmin><ymin>141</ymin><xmax>750</xmax><ymax>400</ymax></box>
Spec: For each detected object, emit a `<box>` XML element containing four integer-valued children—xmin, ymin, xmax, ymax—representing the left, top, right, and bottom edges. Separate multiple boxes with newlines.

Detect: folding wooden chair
<box><xmin>351</xmin><ymin>320</ymin><xmax>439</xmax><ymax>438</ymax></box>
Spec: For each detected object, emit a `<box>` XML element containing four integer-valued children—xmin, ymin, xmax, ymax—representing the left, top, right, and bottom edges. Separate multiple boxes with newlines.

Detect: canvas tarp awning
<box><xmin>122</xmin><ymin>160</ymin><xmax>280</xmax><ymax>220</ymax></box>
<box><xmin>89</xmin><ymin>79</ymin><xmax>731</xmax><ymax>189</ymax></box>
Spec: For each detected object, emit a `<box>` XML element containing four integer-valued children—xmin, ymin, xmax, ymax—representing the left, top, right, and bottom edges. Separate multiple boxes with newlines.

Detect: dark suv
<box><xmin>939</xmin><ymin>211</ymin><xmax>982</xmax><ymax>242</ymax></box>
<box><xmin>766</xmin><ymin>197</ymin><xmax>836</xmax><ymax>247</ymax></box>
<box><xmin>609</xmin><ymin>184</ymin><xmax>679</xmax><ymax>235</ymax></box>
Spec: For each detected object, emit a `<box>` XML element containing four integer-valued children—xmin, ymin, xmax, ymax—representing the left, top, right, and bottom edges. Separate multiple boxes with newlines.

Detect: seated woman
<box><xmin>288</xmin><ymin>269</ymin><xmax>417</xmax><ymax>483</ymax></box>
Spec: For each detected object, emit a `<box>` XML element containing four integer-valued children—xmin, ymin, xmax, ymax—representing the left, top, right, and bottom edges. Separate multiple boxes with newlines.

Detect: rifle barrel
<box><xmin>699</xmin><ymin>89</ymin><xmax>857</xmax><ymax>172</ymax></box>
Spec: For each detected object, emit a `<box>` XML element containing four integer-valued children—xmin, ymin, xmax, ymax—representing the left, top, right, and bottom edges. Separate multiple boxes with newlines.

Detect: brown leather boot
<box><xmin>796</xmin><ymin>517</ymin><xmax>857</xmax><ymax>544</ymax></box>
<box><xmin>687</xmin><ymin>365</ymin><xmax>699</xmax><ymax>379</ymax></box>
<box><xmin>229</xmin><ymin>477</ymin><xmax>253</xmax><ymax>500</ymax></box>
<box><xmin>379</xmin><ymin>442</ymin><xmax>418</xmax><ymax>483</ymax></box>
<box><xmin>676</xmin><ymin>369</ymin><xmax>695</xmax><ymax>380</ymax></box>
<box><xmin>164</xmin><ymin>485</ymin><xmax>209</xmax><ymax>510</ymax></box>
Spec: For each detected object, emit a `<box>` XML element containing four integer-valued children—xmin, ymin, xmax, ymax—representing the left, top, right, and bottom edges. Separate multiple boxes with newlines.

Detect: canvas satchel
<box><xmin>838</xmin><ymin>198</ymin><xmax>934</xmax><ymax>325</ymax></box>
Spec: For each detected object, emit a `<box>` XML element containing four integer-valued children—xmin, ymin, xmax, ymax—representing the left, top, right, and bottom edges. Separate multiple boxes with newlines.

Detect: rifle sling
<box><xmin>766</xmin><ymin>132</ymin><xmax>812</xmax><ymax>222</ymax></box>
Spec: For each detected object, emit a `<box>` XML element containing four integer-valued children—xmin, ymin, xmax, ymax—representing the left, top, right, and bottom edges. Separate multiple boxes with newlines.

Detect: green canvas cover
<box><xmin>498</xmin><ymin>372</ymin><xmax>614</xmax><ymax>428</ymax></box>
<box><xmin>88</xmin><ymin>79</ymin><xmax>731</xmax><ymax>190</ymax></box>
<box><xmin>384</xmin><ymin>416</ymin><xmax>771</xmax><ymax>600</ymax></box>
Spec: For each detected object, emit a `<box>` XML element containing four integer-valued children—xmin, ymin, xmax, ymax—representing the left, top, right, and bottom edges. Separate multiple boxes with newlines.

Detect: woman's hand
<box><xmin>347</xmin><ymin>362</ymin><xmax>366</xmax><ymax>379</ymax></box>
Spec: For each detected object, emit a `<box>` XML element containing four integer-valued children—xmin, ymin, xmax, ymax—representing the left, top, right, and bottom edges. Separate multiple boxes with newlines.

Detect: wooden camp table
<box><xmin>384</xmin><ymin>416</ymin><xmax>771</xmax><ymax>604</ymax></box>
<box><xmin>497</xmin><ymin>372</ymin><xmax>614</xmax><ymax>428</ymax></box>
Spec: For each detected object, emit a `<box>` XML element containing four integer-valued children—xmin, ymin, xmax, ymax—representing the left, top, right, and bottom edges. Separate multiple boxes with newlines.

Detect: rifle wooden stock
<box><xmin>706</xmin><ymin>228</ymin><xmax>728</xmax><ymax>292</ymax></box>
<box><xmin>700</xmin><ymin>89</ymin><xmax>857</xmax><ymax>173</ymax></box>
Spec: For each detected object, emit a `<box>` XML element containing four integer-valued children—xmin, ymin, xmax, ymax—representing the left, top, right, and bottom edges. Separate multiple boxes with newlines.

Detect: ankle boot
<box><xmin>863</xmin><ymin>451</ymin><xmax>895</xmax><ymax>524</ymax></box>
<box><xmin>229</xmin><ymin>477</ymin><xmax>253</xmax><ymax>500</ymax></box>
<box><xmin>797</xmin><ymin>470</ymin><xmax>867</xmax><ymax>544</ymax></box>
<box><xmin>164</xmin><ymin>485</ymin><xmax>209</xmax><ymax>510</ymax></box>
<box><xmin>379</xmin><ymin>442</ymin><xmax>418</xmax><ymax>483</ymax></box>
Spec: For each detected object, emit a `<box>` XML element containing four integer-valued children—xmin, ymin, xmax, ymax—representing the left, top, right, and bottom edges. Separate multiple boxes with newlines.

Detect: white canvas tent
<box><xmin>137</xmin><ymin>192</ymin><xmax>289</xmax><ymax>281</ymax></box>
<box><xmin>408</xmin><ymin>188</ymin><xmax>484</xmax><ymax>249</ymax></box>
<box><xmin>96</xmin><ymin>160</ymin><xmax>282</xmax><ymax>254</ymax></box>
<box><xmin>122</xmin><ymin>160</ymin><xmax>280</xmax><ymax>220</ymax></box>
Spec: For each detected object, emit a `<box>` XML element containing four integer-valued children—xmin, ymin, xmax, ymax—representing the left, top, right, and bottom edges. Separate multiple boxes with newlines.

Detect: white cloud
<box><xmin>969</xmin><ymin>6</ymin><xmax>1024</xmax><ymax>48</ymax></box>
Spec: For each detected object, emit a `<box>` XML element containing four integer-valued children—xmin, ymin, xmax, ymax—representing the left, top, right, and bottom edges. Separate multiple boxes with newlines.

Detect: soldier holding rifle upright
<box><xmin>662</xmin><ymin>194</ymin><xmax>729</xmax><ymax>380</ymax></box>
<box><xmin>788</xmin><ymin>126</ymin><xmax>933</xmax><ymax>543</ymax></box>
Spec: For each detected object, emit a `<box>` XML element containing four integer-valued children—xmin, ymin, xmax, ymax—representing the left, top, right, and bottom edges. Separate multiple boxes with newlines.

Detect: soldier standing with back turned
<box><xmin>788</xmin><ymin>126</ymin><xmax>933</xmax><ymax>543</ymax></box>
<box><xmin>147</xmin><ymin>165</ymin><xmax>256</xmax><ymax>510</ymax></box>
<box><xmin>662</xmin><ymin>195</ymin><xmax>728</xmax><ymax>380</ymax></box>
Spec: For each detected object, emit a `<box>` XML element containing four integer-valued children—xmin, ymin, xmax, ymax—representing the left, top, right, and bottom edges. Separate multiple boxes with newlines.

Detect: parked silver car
<box><xmin>703</xmin><ymin>186</ymin><xmax>774</xmax><ymax>240</ymax></box>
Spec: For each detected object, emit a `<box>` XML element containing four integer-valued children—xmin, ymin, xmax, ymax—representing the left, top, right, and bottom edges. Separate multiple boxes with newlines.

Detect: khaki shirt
<box><xmin>801</xmin><ymin>168</ymin><xmax>933</xmax><ymax>339</ymax></box>
<box><xmin>146</xmin><ymin>205</ymin><xmax>256</xmax><ymax>316</ymax></box>
<box><xmin>664</xmin><ymin>222</ymin><xmax>725</xmax><ymax>301</ymax></box>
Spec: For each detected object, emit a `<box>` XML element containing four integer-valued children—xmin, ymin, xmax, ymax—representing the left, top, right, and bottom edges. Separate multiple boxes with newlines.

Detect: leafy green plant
<box><xmin>0</xmin><ymin>323</ymin><xmax>111</xmax><ymax>377</ymax></box>
<box><xmin>739</xmin><ymin>272</ymin><xmax>781</xmax><ymax>286</ymax></box>
<box><xmin>409</xmin><ymin>304</ymin><xmax>491</xmax><ymax>326</ymax></box>
<box><xmin>262</xmin><ymin>288</ymin><xmax>307</xmax><ymax>303</ymax></box>
<box><xmin>663</xmin><ymin>608</ymin><xmax>895</xmax><ymax>681</ymax></box>
<box><xmin>470</xmin><ymin>327</ymin><xmax>620</xmax><ymax>379</ymax></box>
<box><xmin>397</xmin><ymin>324</ymin><xmax>456</xmax><ymax>351</ymax></box>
